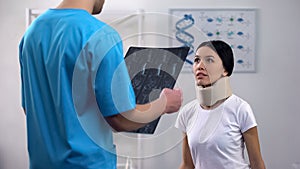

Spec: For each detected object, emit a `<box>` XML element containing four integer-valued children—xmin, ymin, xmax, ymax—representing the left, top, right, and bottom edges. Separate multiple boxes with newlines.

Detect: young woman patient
<box><xmin>175</xmin><ymin>40</ymin><xmax>266</xmax><ymax>169</ymax></box>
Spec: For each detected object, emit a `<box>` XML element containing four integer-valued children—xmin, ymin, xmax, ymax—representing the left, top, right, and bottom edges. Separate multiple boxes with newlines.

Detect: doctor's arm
<box><xmin>243</xmin><ymin>126</ymin><xmax>266</xmax><ymax>169</ymax></box>
<box><xmin>105</xmin><ymin>88</ymin><xmax>182</xmax><ymax>132</ymax></box>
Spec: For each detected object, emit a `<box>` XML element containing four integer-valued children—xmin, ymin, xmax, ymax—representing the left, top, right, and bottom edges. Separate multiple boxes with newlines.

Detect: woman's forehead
<box><xmin>196</xmin><ymin>46</ymin><xmax>219</xmax><ymax>57</ymax></box>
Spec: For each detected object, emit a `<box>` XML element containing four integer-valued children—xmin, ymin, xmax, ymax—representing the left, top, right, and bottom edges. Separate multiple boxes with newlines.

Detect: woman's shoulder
<box><xmin>183</xmin><ymin>99</ymin><xmax>199</xmax><ymax>110</ymax></box>
<box><xmin>179</xmin><ymin>99</ymin><xmax>200</xmax><ymax>115</ymax></box>
<box><xmin>225</xmin><ymin>94</ymin><xmax>253</xmax><ymax>114</ymax></box>
<box><xmin>176</xmin><ymin>99</ymin><xmax>200</xmax><ymax>126</ymax></box>
<box><xmin>227</xmin><ymin>94</ymin><xmax>250</xmax><ymax>106</ymax></box>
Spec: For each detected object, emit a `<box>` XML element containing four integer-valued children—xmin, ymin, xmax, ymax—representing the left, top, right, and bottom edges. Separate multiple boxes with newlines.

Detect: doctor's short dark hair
<box><xmin>197</xmin><ymin>40</ymin><xmax>234</xmax><ymax>76</ymax></box>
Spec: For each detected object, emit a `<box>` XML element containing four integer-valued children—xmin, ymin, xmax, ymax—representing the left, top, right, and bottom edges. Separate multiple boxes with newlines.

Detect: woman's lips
<box><xmin>196</xmin><ymin>72</ymin><xmax>208</xmax><ymax>79</ymax></box>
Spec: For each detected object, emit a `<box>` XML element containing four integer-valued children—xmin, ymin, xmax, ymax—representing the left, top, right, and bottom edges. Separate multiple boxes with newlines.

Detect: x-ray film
<box><xmin>124</xmin><ymin>46</ymin><xmax>190</xmax><ymax>134</ymax></box>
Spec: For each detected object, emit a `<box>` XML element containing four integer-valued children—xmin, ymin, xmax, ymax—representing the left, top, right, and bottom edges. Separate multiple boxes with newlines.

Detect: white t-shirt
<box><xmin>175</xmin><ymin>94</ymin><xmax>257</xmax><ymax>169</ymax></box>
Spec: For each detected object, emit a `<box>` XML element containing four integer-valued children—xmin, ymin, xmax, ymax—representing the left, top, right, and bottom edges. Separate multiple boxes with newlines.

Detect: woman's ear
<box><xmin>222</xmin><ymin>70</ymin><xmax>228</xmax><ymax>77</ymax></box>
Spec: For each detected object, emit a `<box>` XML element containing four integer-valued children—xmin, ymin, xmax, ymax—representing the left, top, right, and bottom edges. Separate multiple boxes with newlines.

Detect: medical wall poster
<box><xmin>169</xmin><ymin>8</ymin><xmax>257</xmax><ymax>73</ymax></box>
<box><xmin>125</xmin><ymin>46</ymin><xmax>190</xmax><ymax>134</ymax></box>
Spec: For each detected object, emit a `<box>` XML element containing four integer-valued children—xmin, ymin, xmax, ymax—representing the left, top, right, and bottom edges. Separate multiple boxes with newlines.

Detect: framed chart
<box><xmin>169</xmin><ymin>8</ymin><xmax>257</xmax><ymax>73</ymax></box>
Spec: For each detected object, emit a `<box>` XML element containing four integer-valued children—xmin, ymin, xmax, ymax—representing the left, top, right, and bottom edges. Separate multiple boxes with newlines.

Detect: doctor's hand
<box><xmin>160</xmin><ymin>88</ymin><xmax>182</xmax><ymax>114</ymax></box>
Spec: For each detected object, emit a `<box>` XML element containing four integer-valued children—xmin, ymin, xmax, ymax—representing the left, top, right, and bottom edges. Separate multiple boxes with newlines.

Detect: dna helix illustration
<box><xmin>175</xmin><ymin>14</ymin><xmax>195</xmax><ymax>65</ymax></box>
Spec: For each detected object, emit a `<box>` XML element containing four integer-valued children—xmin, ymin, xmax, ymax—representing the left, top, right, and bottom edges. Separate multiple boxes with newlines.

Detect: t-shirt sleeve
<box><xmin>238</xmin><ymin>102</ymin><xmax>257</xmax><ymax>133</ymax></box>
<box><xmin>91</xmin><ymin>26</ymin><xmax>136</xmax><ymax>117</ymax></box>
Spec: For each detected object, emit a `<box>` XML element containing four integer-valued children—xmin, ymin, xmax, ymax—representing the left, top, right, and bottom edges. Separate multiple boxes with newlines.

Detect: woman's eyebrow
<box><xmin>204</xmin><ymin>55</ymin><xmax>215</xmax><ymax>58</ymax></box>
<box><xmin>195</xmin><ymin>55</ymin><xmax>214</xmax><ymax>59</ymax></box>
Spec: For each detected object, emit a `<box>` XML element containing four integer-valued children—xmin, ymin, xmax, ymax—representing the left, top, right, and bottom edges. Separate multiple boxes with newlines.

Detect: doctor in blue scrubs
<box><xmin>19</xmin><ymin>0</ymin><xmax>182</xmax><ymax>168</ymax></box>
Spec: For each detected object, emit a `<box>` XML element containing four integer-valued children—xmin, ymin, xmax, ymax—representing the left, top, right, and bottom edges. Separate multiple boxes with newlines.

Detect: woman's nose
<box><xmin>196</xmin><ymin>60</ymin><xmax>206</xmax><ymax>70</ymax></box>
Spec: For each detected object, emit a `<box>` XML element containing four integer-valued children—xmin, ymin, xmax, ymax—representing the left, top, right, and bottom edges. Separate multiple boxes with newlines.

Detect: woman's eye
<box><xmin>194</xmin><ymin>58</ymin><xmax>200</xmax><ymax>63</ymax></box>
<box><xmin>206</xmin><ymin>58</ymin><xmax>214</xmax><ymax>63</ymax></box>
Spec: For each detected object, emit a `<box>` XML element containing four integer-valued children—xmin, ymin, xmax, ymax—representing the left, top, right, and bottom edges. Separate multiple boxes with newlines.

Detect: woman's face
<box><xmin>193</xmin><ymin>46</ymin><xmax>228</xmax><ymax>86</ymax></box>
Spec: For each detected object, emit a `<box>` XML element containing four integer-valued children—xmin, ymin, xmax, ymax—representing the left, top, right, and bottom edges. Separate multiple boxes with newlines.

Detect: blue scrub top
<box><xmin>19</xmin><ymin>9</ymin><xmax>135</xmax><ymax>169</ymax></box>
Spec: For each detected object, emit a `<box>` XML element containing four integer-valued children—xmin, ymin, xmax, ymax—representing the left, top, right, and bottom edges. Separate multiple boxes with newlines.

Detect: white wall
<box><xmin>1</xmin><ymin>0</ymin><xmax>300</xmax><ymax>169</ymax></box>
